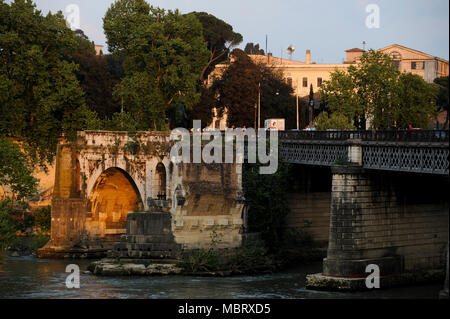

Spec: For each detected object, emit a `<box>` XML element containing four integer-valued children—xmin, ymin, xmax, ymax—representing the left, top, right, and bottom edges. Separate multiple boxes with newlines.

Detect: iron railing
<box><xmin>279</xmin><ymin>130</ymin><xmax>449</xmax><ymax>143</ymax></box>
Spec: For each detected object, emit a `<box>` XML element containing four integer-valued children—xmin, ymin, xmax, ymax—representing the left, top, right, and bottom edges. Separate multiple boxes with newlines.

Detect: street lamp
<box><xmin>309</xmin><ymin>99</ymin><xmax>315</xmax><ymax>125</ymax></box>
<box><xmin>387</xmin><ymin>92</ymin><xmax>394</xmax><ymax>129</ymax></box>
<box><xmin>296</xmin><ymin>85</ymin><xmax>299</xmax><ymax>130</ymax></box>
<box><xmin>258</xmin><ymin>82</ymin><xmax>261</xmax><ymax>130</ymax></box>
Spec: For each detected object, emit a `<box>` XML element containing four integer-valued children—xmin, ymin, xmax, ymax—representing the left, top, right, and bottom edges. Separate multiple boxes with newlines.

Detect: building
<box><xmin>355</xmin><ymin>44</ymin><xmax>448</xmax><ymax>83</ymax></box>
<box><xmin>207</xmin><ymin>44</ymin><xmax>449</xmax><ymax>130</ymax></box>
<box><xmin>208</xmin><ymin>50</ymin><xmax>351</xmax><ymax>130</ymax></box>
<box><xmin>94</xmin><ymin>44</ymin><xmax>104</xmax><ymax>56</ymax></box>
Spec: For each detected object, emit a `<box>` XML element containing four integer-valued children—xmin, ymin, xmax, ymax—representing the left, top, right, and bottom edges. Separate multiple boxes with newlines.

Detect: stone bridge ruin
<box><xmin>38</xmin><ymin>131</ymin><xmax>245</xmax><ymax>258</ymax></box>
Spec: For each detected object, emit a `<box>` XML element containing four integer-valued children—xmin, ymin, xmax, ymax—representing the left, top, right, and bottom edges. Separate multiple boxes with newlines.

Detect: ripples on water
<box><xmin>0</xmin><ymin>257</ymin><xmax>442</xmax><ymax>299</ymax></box>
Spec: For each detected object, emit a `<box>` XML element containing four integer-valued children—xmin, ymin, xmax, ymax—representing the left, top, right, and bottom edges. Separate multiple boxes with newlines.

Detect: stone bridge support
<box><xmin>307</xmin><ymin>165</ymin><xmax>449</xmax><ymax>290</ymax></box>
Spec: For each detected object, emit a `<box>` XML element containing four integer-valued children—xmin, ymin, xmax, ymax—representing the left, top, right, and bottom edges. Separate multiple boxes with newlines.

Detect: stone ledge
<box><xmin>88</xmin><ymin>260</ymin><xmax>183</xmax><ymax>276</ymax></box>
<box><xmin>306</xmin><ymin>269</ymin><xmax>445</xmax><ymax>291</ymax></box>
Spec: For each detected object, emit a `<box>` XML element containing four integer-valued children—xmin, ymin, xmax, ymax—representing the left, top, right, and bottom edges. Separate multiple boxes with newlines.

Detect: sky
<box><xmin>17</xmin><ymin>0</ymin><xmax>450</xmax><ymax>63</ymax></box>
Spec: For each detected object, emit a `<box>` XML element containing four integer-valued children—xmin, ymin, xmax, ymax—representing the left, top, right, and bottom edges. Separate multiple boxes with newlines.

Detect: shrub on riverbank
<box><xmin>0</xmin><ymin>199</ymin><xmax>50</xmax><ymax>254</ymax></box>
<box><xmin>178</xmin><ymin>240</ymin><xmax>277</xmax><ymax>275</ymax></box>
<box><xmin>0</xmin><ymin>200</ymin><xmax>17</xmax><ymax>250</ymax></box>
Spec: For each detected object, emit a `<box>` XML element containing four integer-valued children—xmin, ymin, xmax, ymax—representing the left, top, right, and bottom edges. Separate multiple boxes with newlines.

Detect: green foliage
<box><xmin>189</xmin><ymin>85</ymin><xmax>216</xmax><ymax>129</ymax></box>
<box><xmin>32</xmin><ymin>205</ymin><xmax>51</xmax><ymax>233</ymax></box>
<box><xmin>212</xmin><ymin>49</ymin><xmax>297</xmax><ymax>128</ymax></box>
<box><xmin>434</xmin><ymin>76</ymin><xmax>449</xmax><ymax>128</ymax></box>
<box><xmin>0</xmin><ymin>199</ymin><xmax>50</xmax><ymax>253</ymax></box>
<box><xmin>320</xmin><ymin>49</ymin><xmax>438</xmax><ymax>130</ymax></box>
<box><xmin>0</xmin><ymin>138</ymin><xmax>38</xmax><ymax>200</ymax></box>
<box><xmin>73</xmin><ymin>45</ymin><xmax>123</xmax><ymax>120</ymax></box>
<box><xmin>179</xmin><ymin>238</ymin><xmax>276</xmax><ymax>275</ymax></box>
<box><xmin>190</xmin><ymin>12</ymin><xmax>242</xmax><ymax>80</ymax></box>
<box><xmin>13</xmin><ymin>232</ymin><xmax>49</xmax><ymax>252</ymax></box>
<box><xmin>220</xmin><ymin>240</ymin><xmax>275</xmax><ymax>274</ymax></box>
<box><xmin>395</xmin><ymin>73</ymin><xmax>438</xmax><ymax>129</ymax></box>
<box><xmin>434</xmin><ymin>76</ymin><xmax>449</xmax><ymax>112</ymax></box>
<box><xmin>313</xmin><ymin>112</ymin><xmax>356</xmax><ymax>130</ymax></box>
<box><xmin>178</xmin><ymin>229</ymin><xmax>222</xmax><ymax>273</ymax></box>
<box><xmin>103</xmin><ymin>0</ymin><xmax>211</xmax><ymax>131</ymax></box>
<box><xmin>214</xmin><ymin>49</ymin><xmax>261</xmax><ymax>127</ymax></box>
<box><xmin>259</xmin><ymin>65</ymin><xmax>296</xmax><ymax>129</ymax></box>
<box><xmin>244</xmin><ymin>43</ymin><xmax>265</xmax><ymax>55</ymax></box>
<box><xmin>0</xmin><ymin>200</ymin><xmax>17</xmax><ymax>250</ymax></box>
<box><xmin>243</xmin><ymin>156</ymin><xmax>291</xmax><ymax>249</ymax></box>
<box><xmin>0</xmin><ymin>0</ymin><xmax>89</xmax><ymax>165</ymax></box>
<box><xmin>124</xmin><ymin>138</ymin><xmax>140</xmax><ymax>155</ymax></box>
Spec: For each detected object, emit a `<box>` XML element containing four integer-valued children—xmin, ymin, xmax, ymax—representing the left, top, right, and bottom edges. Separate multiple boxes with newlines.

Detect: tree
<box><xmin>320</xmin><ymin>49</ymin><xmax>437</xmax><ymax>130</ymax></box>
<box><xmin>320</xmin><ymin>69</ymin><xmax>363</xmax><ymax>125</ymax></box>
<box><xmin>190</xmin><ymin>12</ymin><xmax>242</xmax><ymax>81</ymax></box>
<box><xmin>0</xmin><ymin>0</ymin><xmax>89</xmax><ymax>165</ymax></box>
<box><xmin>0</xmin><ymin>199</ymin><xmax>18</xmax><ymax>250</ymax></box>
<box><xmin>103</xmin><ymin>0</ymin><xmax>211</xmax><ymax>131</ymax></box>
<box><xmin>244</xmin><ymin>43</ymin><xmax>265</xmax><ymax>55</ymax></box>
<box><xmin>0</xmin><ymin>137</ymin><xmax>38</xmax><ymax>200</ymax></box>
<box><xmin>214</xmin><ymin>49</ymin><xmax>261</xmax><ymax>127</ymax></box>
<box><xmin>189</xmin><ymin>86</ymin><xmax>216</xmax><ymax>129</ymax></box>
<box><xmin>187</xmin><ymin>12</ymin><xmax>242</xmax><ymax>128</ymax></box>
<box><xmin>353</xmin><ymin>50</ymin><xmax>400</xmax><ymax>129</ymax></box>
<box><xmin>434</xmin><ymin>76</ymin><xmax>449</xmax><ymax>128</ymax></box>
<box><xmin>258</xmin><ymin>65</ymin><xmax>296</xmax><ymax>129</ymax></box>
<box><xmin>212</xmin><ymin>50</ymin><xmax>298</xmax><ymax>128</ymax></box>
<box><xmin>73</xmin><ymin>31</ymin><xmax>122</xmax><ymax>120</ymax></box>
<box><xmin>395</xmin><ymin>73</ymin><xmax>438</xmax><ymax>129</ymax></box>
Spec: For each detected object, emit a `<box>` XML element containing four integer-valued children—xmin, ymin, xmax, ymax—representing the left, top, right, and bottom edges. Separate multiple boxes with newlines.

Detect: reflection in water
<box><xmin>0</xmin><ymin>257</ymin><xmax>442</xmax><ymax>299</ymax></box>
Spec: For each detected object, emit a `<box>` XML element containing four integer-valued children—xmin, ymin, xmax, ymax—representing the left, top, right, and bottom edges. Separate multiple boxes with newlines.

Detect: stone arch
<box><xmin>87</xmin><ymin>167</ymin><xmax>144</xmax><ymax>236</ymax></box>
<box><xmin>154</xmin><ymin>162</ymin><xmax>167</xmax><ymax>200</ymax></box>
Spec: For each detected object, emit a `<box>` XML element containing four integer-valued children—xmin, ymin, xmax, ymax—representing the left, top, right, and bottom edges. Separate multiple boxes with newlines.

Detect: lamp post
<box><xmin>309</xmin><ymin>99</ymin><xmax>314</xmax><ymax>125</ymax></box>
<box><xmin>387</xmin><ymin>92</ymin><xmax>390</xmax><ymax>127</ymax></box>
<box><xmin>258</xmin><ymin>82</ymin><xmax>261</xmax><ymax>130</ymax></box>
<box><xmin>296</xmin><ymin>85</ymin><xmax>299</xmax><ymax>130</ymax></box>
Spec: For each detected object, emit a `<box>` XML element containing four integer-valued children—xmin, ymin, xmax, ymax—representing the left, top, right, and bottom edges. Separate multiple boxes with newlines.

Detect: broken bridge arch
<box><xmin>87</xmin><ymin>167</ymin><xmax>144</xmax><ymax>236</ymax></box>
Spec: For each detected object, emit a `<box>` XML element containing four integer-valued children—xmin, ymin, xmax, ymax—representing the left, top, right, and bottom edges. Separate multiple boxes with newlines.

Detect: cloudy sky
<box><xmin>16</xmin><ymin>0</ymin><xmax>450</xmax><ymax>63</ymax></box>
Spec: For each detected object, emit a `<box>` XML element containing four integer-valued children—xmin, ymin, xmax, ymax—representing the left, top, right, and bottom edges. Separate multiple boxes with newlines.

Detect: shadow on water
<box><xmin>0</xmin><ymin>257</ymin><xmax>443</xmax><ymax>299</ymax></box>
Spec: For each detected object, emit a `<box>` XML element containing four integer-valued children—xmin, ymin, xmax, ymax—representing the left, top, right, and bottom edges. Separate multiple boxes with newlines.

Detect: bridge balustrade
<box><xmin>279</xmin><ymin>130</ymin><xmax>449</xmax><ymax>175</ymax></box>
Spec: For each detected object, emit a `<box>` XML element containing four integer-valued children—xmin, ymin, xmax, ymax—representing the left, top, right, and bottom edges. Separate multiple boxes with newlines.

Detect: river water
<box><xmin>0</xmin><ymin>256</ymin><xmax>443</xmax><ymax>299</ymax></box>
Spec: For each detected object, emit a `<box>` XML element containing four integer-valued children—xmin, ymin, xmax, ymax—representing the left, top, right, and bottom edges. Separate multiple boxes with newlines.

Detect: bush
<box><xmin>0</xmin><ymin>200</ymin><xmax>18</xmax><ymax>250</ymax></box>
<box><xmin>13</xmin><ymin>232</ymin><xmax>50</xmax><ymax>253</ymax></box>
<box><xmin>313</xmin><ymin>112</ymin><xmax>356</xmax><ymax>130</ymax></box>
<box><xmin>33</xmin><ymin>206</ymin><xmax>51</xmax><ymax>233</ymax></box>
<box><xmin>243</xmin><ymin>156</ymin><xmax>291</xmax><ymax>250</ymax></box>
<box><xmin>178</xmin><ymin>240</ymin><xmax>277</xmax><ymax>275</ymax></box>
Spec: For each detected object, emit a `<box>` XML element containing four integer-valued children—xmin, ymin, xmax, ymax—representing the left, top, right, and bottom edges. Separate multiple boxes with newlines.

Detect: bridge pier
<box><xmin>307</xmin><ymin>165</ymin><xmax>448</xmax><ymax>291</ymax></box>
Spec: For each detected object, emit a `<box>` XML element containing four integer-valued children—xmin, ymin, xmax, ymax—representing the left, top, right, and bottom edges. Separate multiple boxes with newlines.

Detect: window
<box><xmin>393</xmin><ymin>60</ymin><xmax>400</xmax><ymax>70</ymax></box>
<box><xmin>389</xmin><ymin>51</ymin><xmax>402</xmax><ymax>70</ymax></box>
<box><xmin>317</xmin><ymin>77</ymin><xmax>323</xmax><ymax>87</ymax></box>
<box><xmin>411</xmin><ymin>62</ymin><xmax>424</xmax><ymax>70</ymax></box>
<box><xmin>286</xmin><ymin>77</ymin><xmax>293</xmax><ymax>87</ymax></box>
<box><xmin>303</xmin><ymin>77</ymin><xmax>308</xmax><ymax>88</ymax></box>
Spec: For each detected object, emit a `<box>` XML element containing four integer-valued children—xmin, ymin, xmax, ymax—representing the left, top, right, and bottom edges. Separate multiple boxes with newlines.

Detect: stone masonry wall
<box><xmin>286</xmin><ymin>192</ymin><xmax>331</xmax><ymax>245</ymax></box>
<box><xmin>172</xmin><ymin>162</ymin><xmax>244</xmax><ymax>249</ymax></box>
<box><xmin>325</xmin><ymin>166</ymin><xmax>449</xmax><ymax>277</ymax></box>
<box><xmin>285</xmin><ymin>165</ymin><xmax>332</xmax><ymax>247</ymax></box>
